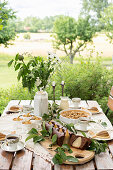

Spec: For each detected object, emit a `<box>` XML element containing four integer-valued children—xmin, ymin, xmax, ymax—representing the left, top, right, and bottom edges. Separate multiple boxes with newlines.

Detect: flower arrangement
<box><xmin>8</xmin><ymin>52</ymin><xmax>60</xmax><ymax>92</ymax></box>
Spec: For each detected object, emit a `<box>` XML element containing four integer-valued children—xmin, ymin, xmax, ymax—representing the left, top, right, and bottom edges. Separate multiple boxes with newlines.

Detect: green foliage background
<box><xmin>1</xmin><ymin>55</ymin><xmax>113</xmax><ymax>123</ymax></box>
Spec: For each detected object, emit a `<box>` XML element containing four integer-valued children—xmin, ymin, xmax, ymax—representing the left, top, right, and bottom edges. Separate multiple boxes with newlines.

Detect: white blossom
<box><xmin>35</xmin><ymin>77</ymin><xmax>41</xmax><ymax>87</ymax></box>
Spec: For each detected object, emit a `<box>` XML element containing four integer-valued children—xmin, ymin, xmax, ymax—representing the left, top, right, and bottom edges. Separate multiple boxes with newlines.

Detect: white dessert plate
<box><xmin>88</xmin><ymin>130</ymin><xmax>113</xmax><ymax>141</ymax></box>
<box><xmin>1</xmin><ymin>141</ymin><xmax>24</xmax><ymax>152</ymax></box>
<box><xmin>74</xmin><ymin>124</ymin><xmax>90</xmax><ymax>132</ymax></box>
<box><xmin>8</xmin><ymin>105</ymin><xmax>22</xmax><ymax>113</ymax></box>
<box><xmin>87</xmin><ymin>107</ymin><xmax>102</xmax><ymax>115</ymax></box>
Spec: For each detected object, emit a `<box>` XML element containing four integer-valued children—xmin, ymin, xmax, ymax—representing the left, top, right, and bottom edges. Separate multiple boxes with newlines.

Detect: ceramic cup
<box><xmin>72</xmin><ymin>98</ymin><xmax>81</xmax><ymax>109</ymax></box>
<box><xmin>5</xmin><ymin>134</ymin><xmax>20</xmax><ymax>150</ymax></box>
<box><xmin>22</xmin><ymin>105</ymin><xmax>34</xmax><ymax>114</ymax></box>
<box><xmin>78</xmin><ymin>118</ymin><xmax>89</xmax><ymax>131</ymax></box>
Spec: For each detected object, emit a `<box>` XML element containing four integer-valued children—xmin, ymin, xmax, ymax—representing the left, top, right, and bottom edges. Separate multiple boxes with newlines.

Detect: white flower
<box><xmin>35</xmin><ymin>77</ymin><xmax>41</xmax><ymax>87</ymax></box>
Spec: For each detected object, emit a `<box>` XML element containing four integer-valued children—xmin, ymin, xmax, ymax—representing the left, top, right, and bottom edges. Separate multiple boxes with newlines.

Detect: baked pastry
<box><xmin>69</xmin><ymin>134</ymin><xmax>91</xmax><ymax>150</ymax></box>
<box><xmin>45</xmin><ymin>120</ymin><xmax>91</xmax><ymax>149</ymax></box>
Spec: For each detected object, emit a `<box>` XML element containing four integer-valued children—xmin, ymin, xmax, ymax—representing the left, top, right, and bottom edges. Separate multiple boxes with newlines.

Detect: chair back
<box><xmin>107</xmin><ymin>96</ymin><xmax>113</xmax><ymax>111</ymax></box>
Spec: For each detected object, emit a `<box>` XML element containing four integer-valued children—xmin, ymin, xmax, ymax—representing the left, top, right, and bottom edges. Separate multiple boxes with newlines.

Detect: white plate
<box><xmin>74</xmin><ymin>124</ymin><xmax>90</xmax><ymax>132</ymax></box>
<box><xmin>8</xmin><ymin>110</ymin><xmax>21</xmax><ymax>113</ymax></box>
<box><xmin>8</xmin><ymin>105</ymin><xmax>22</xmax><ymax>113</ymax></box>
<box><xmin>88</xmin><ymin>130</ymin><xmax>113</xmax><ymax>141</ymax></box>
<box><xmin>1</xmin><ymin>141</ymin><xmax>24</xmax><ymax>152</ymax></box>
<box><xmin>87</xmin><ymin>107</ymin><xmax>102</xmax><ymax>115</ymax></box>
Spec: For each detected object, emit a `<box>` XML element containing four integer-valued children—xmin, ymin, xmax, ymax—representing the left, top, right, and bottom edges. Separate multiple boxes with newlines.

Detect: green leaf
<box><xmin>60</xmin><ymin>150</ymin><xmax>67</xmax><ymax>161</ymax></box>
<box><xmin>62</xmin><ymin>144</ymin><xmax>73</xmax><ymax>153</ymax></box>
<box><xmin>41</xmin><ymin>129</ymin><xmax>49</xmax><ymax>137</ymax></box>
<box><xmin>66</xmin><ymin>156</ymin><xmax>78</xmax><ymax>163</ymax></box>
<box><xmin>52</xmin><ymin>153</ymin><xmax>63</xmax><ymax>164</ymax></box>
<box><xmin>28</xmin><ymin>128</ymin><xmax>38</xmax><ymax>135</ymax></box>
<box><xmin>25</xmin><ymin>134</ymin><xmax>38</xmax><ymax>142</ymax></box>
<box><xmin>33</xmin><ymin>136</ymin><xmax>44</xmax><ymax>143</ymax></box>
<box><xmin>42</xmin><ymin>113</ymin><xmax>50</xmax><ymax>121</ymax></box>
<box><xmin>80</xmin><ymin>131</ymin><xmax>86</xmax><ymax>137</ymax></box>
<box><xmin>8</xmin><ymin>59</ymin><xmax>14</xmax><ymax>67</ymax></box>
<box><xmin>52</xmin><ymin>134</ymin><xmax>57</xmax><ymax>144</ymax></box>
<box><xmin>15</xmin><ymin>63</ymin><xmax>21</xmax><ymax>71</ymax></box>
<box><xmin>0</xmin><ymin>25</ymin><xmax>3</xmax><ymax>30</ymax></box>
<box><xmin>49</xmin><ymin>127</ymin><xmax>53</xmax><ymax>135</ymax></box>
<box><xmin>17</xmin><ymin>68</ymin><xmax>23</xmax><ymax>80</ymax></box>
<box><xmin>101</xmin><ymin>122</ymin><xmax>107</xmax><ymax>127</ymax></box>
<box><xmin>15</xmin><ymin>53</ymin><xmax>19</xmax><ymax>61</ymax></box>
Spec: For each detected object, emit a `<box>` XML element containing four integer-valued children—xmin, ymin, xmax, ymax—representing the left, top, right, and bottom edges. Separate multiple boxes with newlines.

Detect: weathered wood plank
<box><xmin>54</xmin><ymin>164</ymin><xmax>74</xmax><ymax>170</ymax></box>
<box><xmin>19</xmin><ymin>100</ymin><xmax>31</xmax><ymax>106</ymax></box>
<box><xmin>33</xmin><ymin>155</ymin><xmax>52</xmax><ymax>170</ymax></box>
<box><xmin>0</xmin><ymin>149</ymin><xmax>14</xmax><ymax>170</ymax></box>
<box><xmin>76</xmin><ymin>160</ymin><xmax>95</xmax><ymax>170</ymax></box>
<box><xmin>12</xmin><ymin>149</ymin><xmax>33</xmax><ymax>170</ymax></box>
<box><xmin>2</xmin><ymin>100</ymin><xmax>20</xmax><ymax>116</ymax></box>
<box><xmin>95</xmin><ymin>150</ymin><xmax>113</xmax><ymax>169</ymax></box>
<box><xmin>87</xmin><ymin>100</ymin><xmax>100</xmax><ymax>108</ymax></box>
<box><xmin>108</xmin><ymin>140</ymin><xmax>113</xmax><ymax>157</ymax></box>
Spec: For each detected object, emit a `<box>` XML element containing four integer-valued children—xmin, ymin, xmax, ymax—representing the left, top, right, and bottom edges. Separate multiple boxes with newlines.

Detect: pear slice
<box><xmin>72</xmin><ymin>137</ymin><xmax>82</xmax><ymax>148</ymax></box>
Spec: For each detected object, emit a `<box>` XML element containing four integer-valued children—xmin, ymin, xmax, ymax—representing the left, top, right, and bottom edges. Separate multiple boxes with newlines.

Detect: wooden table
<box><xmin>1</xmin><ymin>100</ymin><xmax>113</xmax><ymax>170</ymax></box>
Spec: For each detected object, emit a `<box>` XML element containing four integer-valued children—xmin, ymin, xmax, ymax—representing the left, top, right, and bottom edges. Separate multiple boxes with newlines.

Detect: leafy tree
<box><xmin>0</xmin><ymin>1</ymin><xmax>16</xmax><ymax>46</ymax></box>
<box><xmin>15</xmin><ymin>18</ymin><xmax>24</xmax><ymax>33</ymax></box>
<box><xmin>52</xmin><ymin>15</ymin><xmax>95</xmax><ymax>64</ymax></box>
<box><xmin>100</xmin><ymin>4</ymin><xmax>113</xmax><ymax>42</ymax></box>
<box><xmin>24</xmin><ymin>17</ymin><xmax>42</xmax><ymax>32</ymax></box>
<box><xmin>80</xmin><ymin>0</ymin><xmax>109</xmax><ymax>30</ymax></box>
<box><xmin>42</xmin><ymin>16</ymin><xmax>59</xmax><ymax>32</ymax></box>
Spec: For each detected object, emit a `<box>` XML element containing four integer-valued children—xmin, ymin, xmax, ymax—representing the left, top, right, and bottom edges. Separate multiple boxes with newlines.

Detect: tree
<box><xmin>100</xmin><ymin>4</ymin><xmax>113</xmax><ymax>42</ymax></box>
<box><xmin>52</xmin><ymin>15</ymin><xmax>95</xmax><ymax>64</ymax></box>
<box><xmin>24</xmin><ymin>17</ymin><xmax>42</xmax><ymax>32</ymax></box>
<box><xmin>0</xmin><ymin>1</ymin><xmax>16</xmax><ymax>46</ymax></box>
<box><xmin>80</xmin><ymin>0</ymin><xmax>109</xmax><ymax>30</ymax></box>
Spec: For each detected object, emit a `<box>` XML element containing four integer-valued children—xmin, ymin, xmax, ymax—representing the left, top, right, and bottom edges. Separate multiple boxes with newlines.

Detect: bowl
<box><xmin>59</xmin><ymin>108</ymin><xmax>92</xmax><ymax>124</ymax></box>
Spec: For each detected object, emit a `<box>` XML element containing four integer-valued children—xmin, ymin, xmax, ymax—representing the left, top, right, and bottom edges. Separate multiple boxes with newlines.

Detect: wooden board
<box><xmin>40</xmin><ymin>138</ymin><xmax>95</xmax><ymax>165</ymax></box>
<box><xmin>12</xmin><ymin>149</ymin><xmax>33</xmax><ymax>170</ymax></box>
<box><xmin>0</xmin><ymin>149</ymin><xmax>14</xmax><ymax>169</ymax></box>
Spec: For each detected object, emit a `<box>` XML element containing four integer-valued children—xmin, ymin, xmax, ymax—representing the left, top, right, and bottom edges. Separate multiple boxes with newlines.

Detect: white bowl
<box><xmin>59</xmin><ymin>108</ymin><xmax>92</xmax><ymax>124</ymax></box>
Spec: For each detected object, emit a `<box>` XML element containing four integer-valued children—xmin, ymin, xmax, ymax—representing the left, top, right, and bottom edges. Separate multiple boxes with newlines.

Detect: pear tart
<box><xmin>94</xmin><ymin>131</ymin><xmax>110</xmax><ymax>139</ymax></box>
<box><xmin>0</xmin><ymin>133</ymin><xmax>6</xmax><ymax>141</ymax></box>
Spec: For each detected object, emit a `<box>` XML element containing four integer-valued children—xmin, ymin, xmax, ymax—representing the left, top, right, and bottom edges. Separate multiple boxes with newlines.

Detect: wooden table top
<box><xmin>1</xmin><ymin>100</ymin><xmax>113</xmax><ymax>170</ymax></box>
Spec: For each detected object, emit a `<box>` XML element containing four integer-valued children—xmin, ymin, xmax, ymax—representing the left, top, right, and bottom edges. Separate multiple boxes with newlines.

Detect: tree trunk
<box><xmin>69</xmin><ymin>54</ymin><xmax>74</xmax><ymax>64</ymax></box>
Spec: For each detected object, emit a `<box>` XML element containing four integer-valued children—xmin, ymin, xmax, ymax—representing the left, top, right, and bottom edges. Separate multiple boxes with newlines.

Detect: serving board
<box><xmin>40</xmin><ymin>138</ymin><xmax>95</xmax><ymax>165</ymax></box>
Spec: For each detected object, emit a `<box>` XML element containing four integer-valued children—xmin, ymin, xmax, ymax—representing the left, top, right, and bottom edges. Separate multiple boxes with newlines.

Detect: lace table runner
<box><xmin>0</xmin><ymin>114</ymin><xmax>53</xmax><ymax>164</ymax></box>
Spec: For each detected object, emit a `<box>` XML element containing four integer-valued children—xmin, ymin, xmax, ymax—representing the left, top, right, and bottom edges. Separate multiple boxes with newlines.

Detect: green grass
<box><xmin>0</xmin><ymin>53</ymin><xmax>17</xmax><ymax>88</ymax></box>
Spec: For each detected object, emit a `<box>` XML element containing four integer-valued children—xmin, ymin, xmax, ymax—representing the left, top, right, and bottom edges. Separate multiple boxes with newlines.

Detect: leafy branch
<box><xmin>52</xmin><ymin>144</ymin><xmax>78</xmax><ymax>164</ymax></box>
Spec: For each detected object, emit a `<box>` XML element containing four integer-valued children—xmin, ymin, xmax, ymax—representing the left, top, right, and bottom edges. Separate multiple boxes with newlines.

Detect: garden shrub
<box><xmin>47</xmin><ymin>56</ymin><xmax>113</xmax><ymax>121</ymax></box>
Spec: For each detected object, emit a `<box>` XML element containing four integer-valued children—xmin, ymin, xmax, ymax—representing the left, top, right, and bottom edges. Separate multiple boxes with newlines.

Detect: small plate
<box><xmin>74</xmin><ymin>124</ymin><xmax>90</xmax><ymax>132</ymax></box>
<box><xmin>1</xmin><ymin>141</ymin><xmax>24</xmax><ymax>152</ymax></box>
<box><xmin>87</xmin><ymin>107</ymin><xmax>102</xmax><ymax>115</ymax></box>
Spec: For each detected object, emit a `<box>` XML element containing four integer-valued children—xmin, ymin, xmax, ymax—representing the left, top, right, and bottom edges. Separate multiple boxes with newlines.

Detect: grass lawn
<box><xmin>0</xmin><ymin>54</ymin><xmax>17</xmax><ymax>88</ymax></box>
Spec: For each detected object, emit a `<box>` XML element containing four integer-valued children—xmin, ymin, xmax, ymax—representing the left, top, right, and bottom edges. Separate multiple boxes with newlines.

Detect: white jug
<box><xmin>34</xmin><ymin>91</ymin><xmax>48</xmax><ymax>116</ymax></box>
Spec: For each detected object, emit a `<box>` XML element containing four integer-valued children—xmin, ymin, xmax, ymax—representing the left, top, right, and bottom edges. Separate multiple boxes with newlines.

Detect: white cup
<box><xmin>78</xmin><ymin>118</ymin><xmax>89</xmax><ymax>131</ymax></box>
<box><xmin>72</xmin><ymin>98</ymin><xmax>81</xmax><ymax>109</ymax></box>
<box><xmin>22</xmin><ymin>105</ymin><xmax>34</xmax><ymax>114</ymax></box>
<box><xmin>5</xmin><ymin>134</ymin><xmax>20</xmax><ymax>150</ymax></box>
